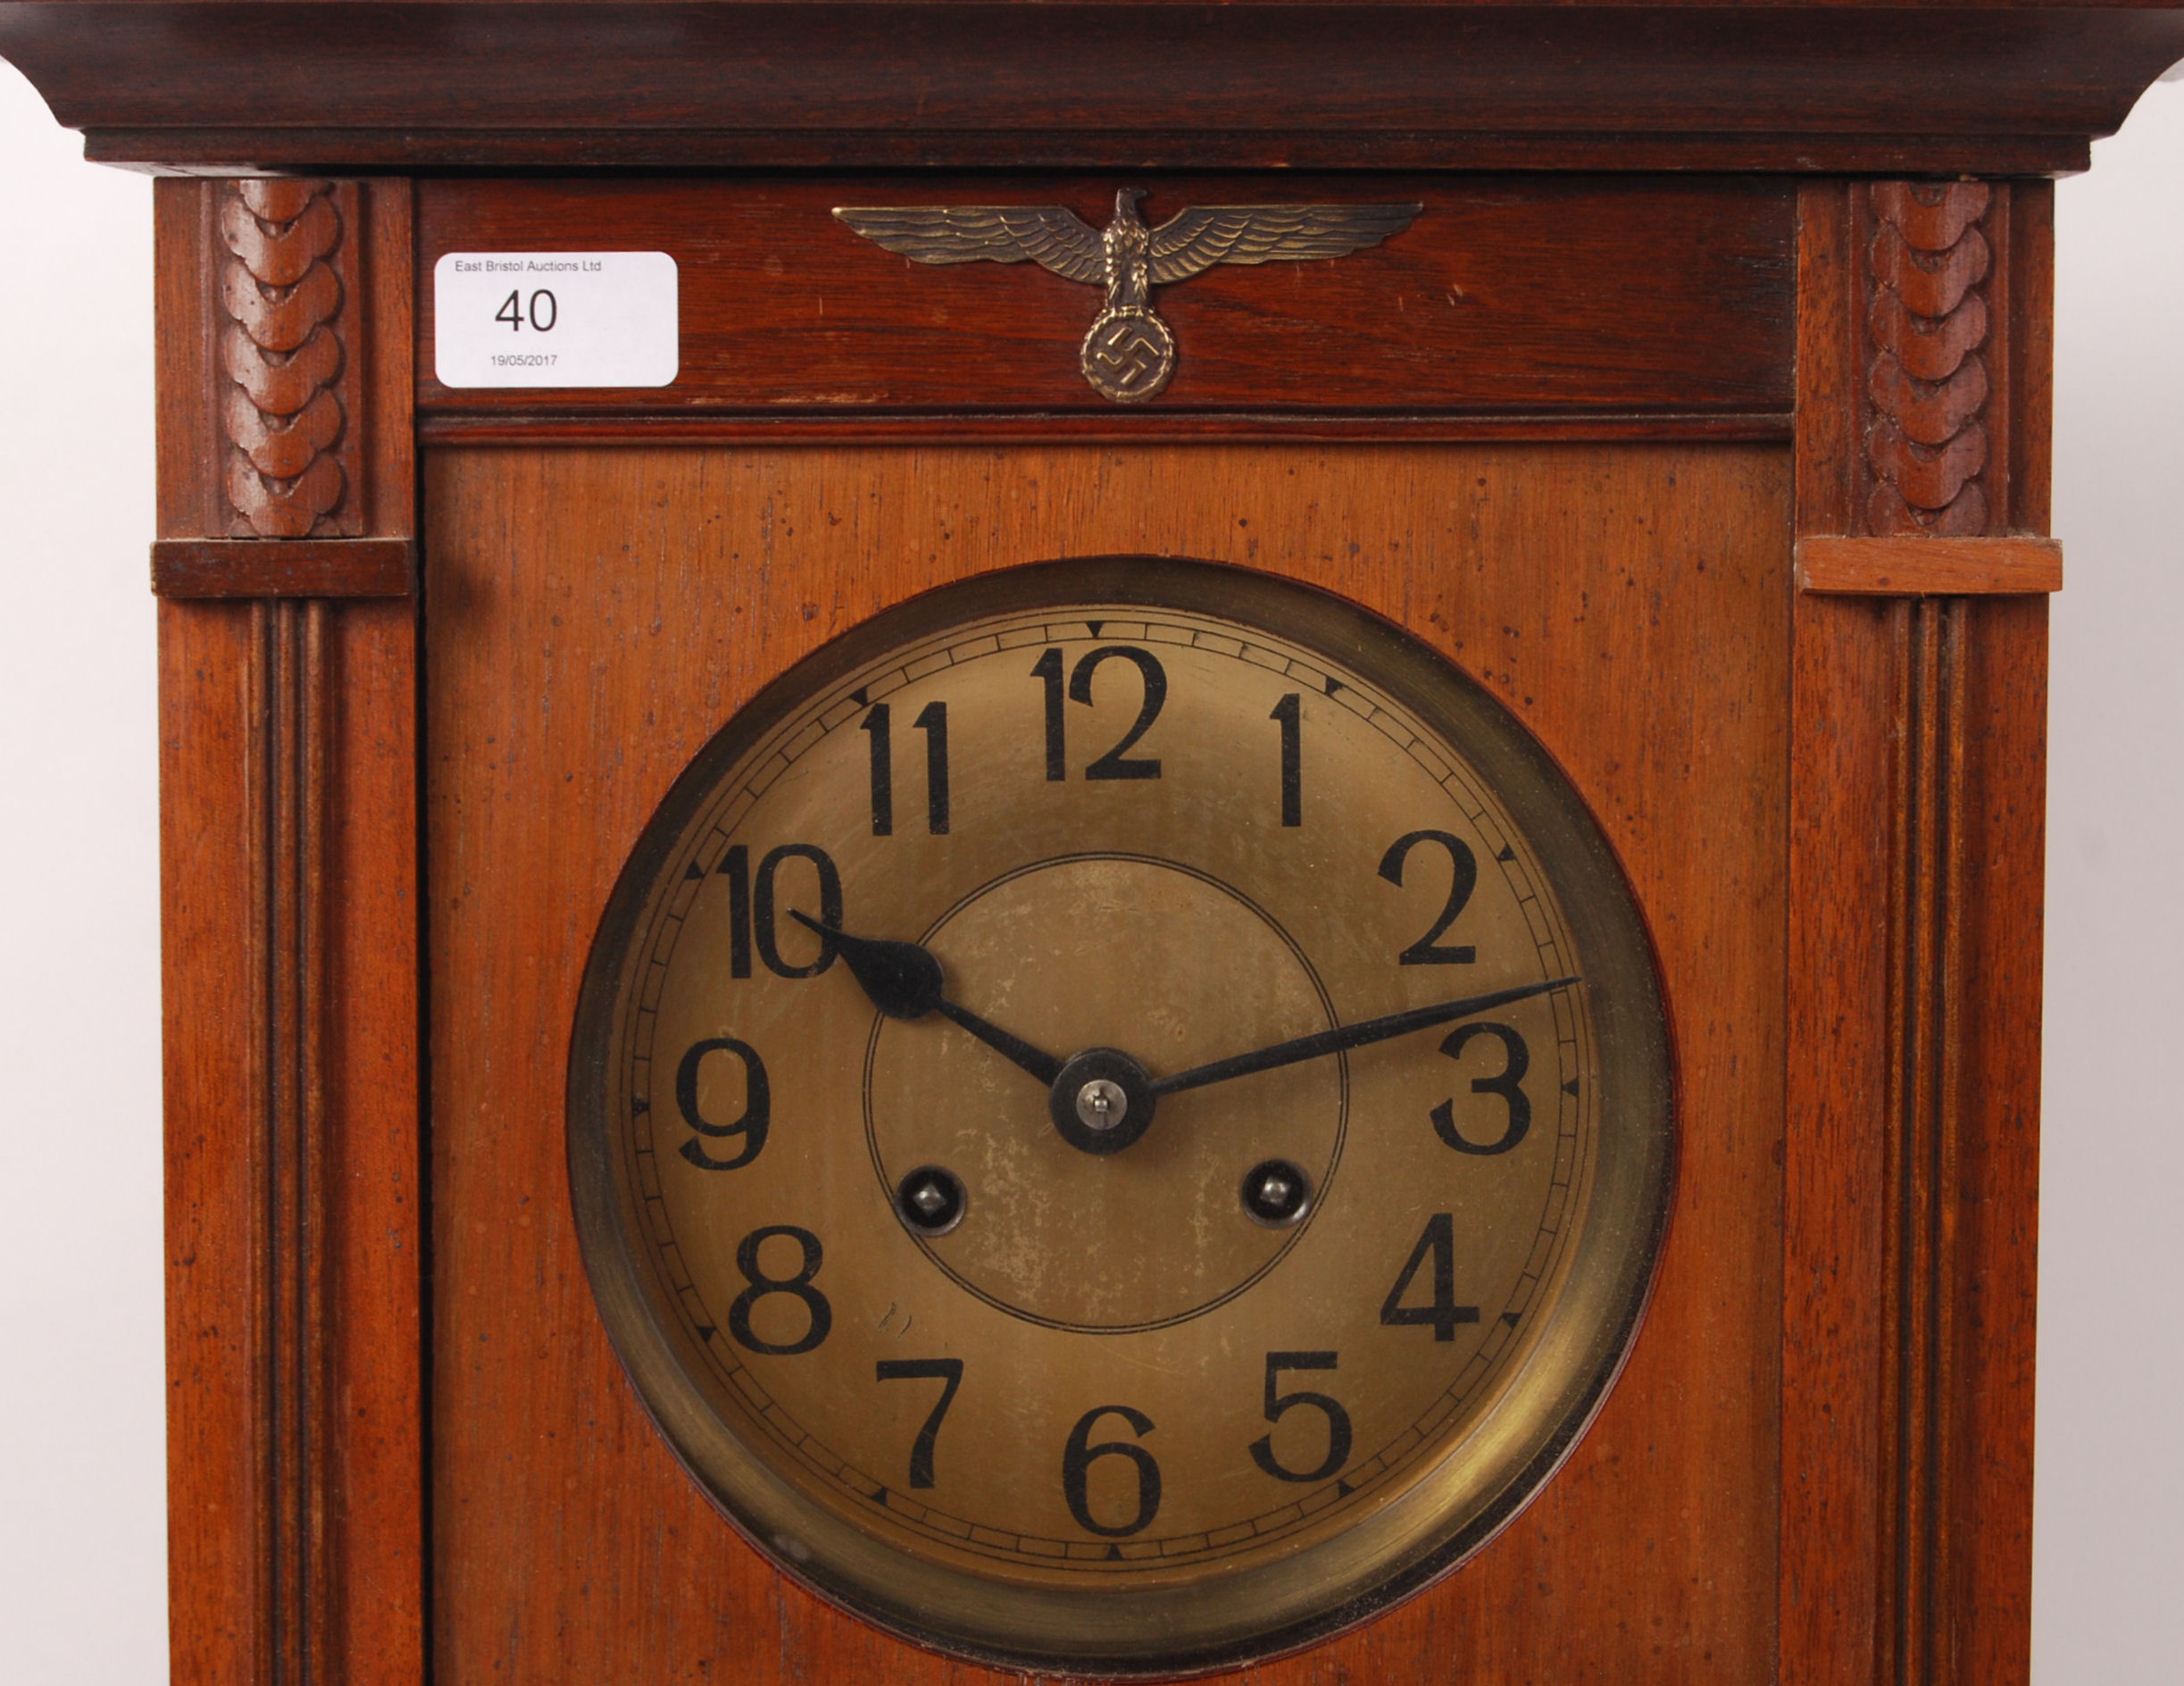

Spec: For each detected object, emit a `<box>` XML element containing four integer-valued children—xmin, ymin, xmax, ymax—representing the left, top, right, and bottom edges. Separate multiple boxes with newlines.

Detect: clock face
<box><xmin>570</xmin><ymin>558</ymin><xmax>1673</xmax><ymax>1673</ymax></box>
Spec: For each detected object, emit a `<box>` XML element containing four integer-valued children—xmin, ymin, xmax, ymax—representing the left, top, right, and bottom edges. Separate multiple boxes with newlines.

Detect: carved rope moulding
<box><xmin>1865</xmin><ymin>181</ymin><xmax>1993</xmax><ymax>538</ymax></box>
<box><xmin>219</xmin><ymin>179</ymin><xmax>352</xmax><ymax>538</ymax></box>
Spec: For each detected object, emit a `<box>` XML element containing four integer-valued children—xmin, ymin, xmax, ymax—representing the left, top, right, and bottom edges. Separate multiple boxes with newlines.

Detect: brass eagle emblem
<box><xmin>834</xmin><ymin>189</ymin><xmax>1423</xmax><ymax>404</ymax></box>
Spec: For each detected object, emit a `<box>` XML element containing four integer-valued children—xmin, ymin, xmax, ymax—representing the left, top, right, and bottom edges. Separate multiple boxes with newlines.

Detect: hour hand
<box><xmin>791</xmin><ymin>911</ymin><xmax>1065</xmax><ymax>1087</ymax></box>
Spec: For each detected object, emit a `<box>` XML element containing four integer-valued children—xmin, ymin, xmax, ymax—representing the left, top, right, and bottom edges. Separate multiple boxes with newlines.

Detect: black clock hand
<box><xmin>791</xmin><ymin>911</ymin><xmax>1066</xmax><ymax>1087</ymax></box>
<box><xmin>1149</xmin><ymin>976</ymin><xmax>1579</xmax><ymax>1098</ymax></box>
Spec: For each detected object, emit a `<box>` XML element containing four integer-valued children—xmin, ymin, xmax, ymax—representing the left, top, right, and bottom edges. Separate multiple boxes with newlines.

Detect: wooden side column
<box><xmin>1783</xmin><ymin>178</ymin><xmax>2049</xmax><ymax>1686</ymax></box>
<box><xmin>154</xmin><ymin>174</ymin><xmax>421</xmax><ymax>1686</ymax></box>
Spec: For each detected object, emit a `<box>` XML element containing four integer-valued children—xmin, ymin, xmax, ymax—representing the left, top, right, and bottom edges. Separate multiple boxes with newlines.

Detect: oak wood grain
<box><xmin>426</xmin><ymin>439</ymin><xmax>1789</xmax><ymax>1683</ymax></box>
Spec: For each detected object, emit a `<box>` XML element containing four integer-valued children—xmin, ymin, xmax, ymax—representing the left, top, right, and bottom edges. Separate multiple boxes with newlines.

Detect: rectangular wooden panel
<box><xmin>1781</xmin><ymin>592</ymin><xmax>1894</xmax><ymax>1686</ymax></box>
<box><xmin>321</xmin><ymin>599</ymin><xmax>425</xmax><ymax>1686</ymax></box>
<box><xmin>151</xmin><ymin>538</ymin><xmax>416</xmax><ymax>599</ymax></box>
<box><xmin>1794</xmin><ymin>538</ymin><xmax>2063</xmax><ymax>597</ymax></box>
<box><xmin>415</xmin><ymin>178</ymin><xmax>1794</xmax><ymax>423</ymax></box>
<box><xmin>159</xmin><ymin>598</ymin><xmax>421</xmax><ymax>1686</ymax></box>
<box><xmin>426</xmin><ymin>439</ymin><xmax>1788</xmax><ymax>1682</ymax></box>
<box><xmin>160</xmin><ymin>602</ymin><xmax>261</xmax><ymax>1686</ymax></box>
<box><xmin>1946</xmin><ymin>595</ymin><xmax>2045</xmax><ymax>1686</ymax></box>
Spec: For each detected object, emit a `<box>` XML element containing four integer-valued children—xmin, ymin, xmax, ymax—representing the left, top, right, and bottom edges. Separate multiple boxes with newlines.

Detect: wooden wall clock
<box><xmin>4</xmin><ymin>4</ymin><xmax>2180</xmax><ymax>1682</ymax></box>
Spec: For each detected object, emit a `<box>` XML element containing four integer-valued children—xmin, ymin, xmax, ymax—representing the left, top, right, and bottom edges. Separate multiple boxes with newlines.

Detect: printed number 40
<box><xmin>496</xmin><ymin>288</ymin><xmax>558</xmax><ymax>332</ymax></box>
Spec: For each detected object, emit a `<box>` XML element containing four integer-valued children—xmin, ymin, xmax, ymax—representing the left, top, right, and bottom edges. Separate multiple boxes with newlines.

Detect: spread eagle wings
<box><xmin>831</xmin><ymin>206</ymin><xmax>1107</xmax><ymax>285</ymax></box>
<box><xmin>1146</xmin><ymin>203</ymin><xmax>1423</xmax><ymax>284</ymax></box>
<box><xmin>832</xmin><ymin>202</ymin><xmax>1423</xmax><ymax>285</ymax></box>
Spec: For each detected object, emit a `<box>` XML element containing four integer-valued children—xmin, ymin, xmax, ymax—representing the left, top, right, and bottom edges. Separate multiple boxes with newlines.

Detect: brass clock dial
<box><xmin>570</xmin><ymin>559</ymin><xmax>1674</xmax><ymax>1673</ymax></box>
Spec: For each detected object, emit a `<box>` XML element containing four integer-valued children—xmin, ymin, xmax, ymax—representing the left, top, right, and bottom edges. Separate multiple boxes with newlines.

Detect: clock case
<box><xmin>5</xmin><ymin>4</ymin><xmax>2179</xmax><ymax>1683</ymax></box>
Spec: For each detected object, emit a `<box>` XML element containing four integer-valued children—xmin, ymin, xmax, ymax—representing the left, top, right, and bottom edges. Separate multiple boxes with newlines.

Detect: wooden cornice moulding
<box><xmin>151</xmin><ymin>538</ymin><xmax>417</xmax><ymax>600</ymax></box>
<box><xmin>4</xmin><ymin>3</ymin><xmax>2184</xmax><ymax>173</ymax></box>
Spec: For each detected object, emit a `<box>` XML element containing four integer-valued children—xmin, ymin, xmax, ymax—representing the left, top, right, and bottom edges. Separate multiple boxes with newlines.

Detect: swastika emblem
<box><xmin>835</xmin><ymin>189</ymin><xmax>1421</xmax><ymax>405</ymax></box>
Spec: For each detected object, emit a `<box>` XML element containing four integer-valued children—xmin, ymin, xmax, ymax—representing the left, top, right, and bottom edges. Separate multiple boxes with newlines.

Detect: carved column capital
<box><xmin>1863</xmin><ymin>181</ymin><xmax>1996</xmax><ymax>538</ymax></box>
<box><xmin>217</xmin><ymin>179</ymin><xmax>360</xmax><ymax>538</ymax></box>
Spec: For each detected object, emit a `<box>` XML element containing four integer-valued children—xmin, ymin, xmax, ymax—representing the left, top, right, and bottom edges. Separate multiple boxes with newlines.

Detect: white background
<box><xmin>2</xmin><ymin>58</ymin><xmax>2178</xmax><ymax>1683</ymax></box>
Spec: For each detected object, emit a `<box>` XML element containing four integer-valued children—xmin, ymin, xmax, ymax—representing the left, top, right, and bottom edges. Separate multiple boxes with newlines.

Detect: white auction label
<box><xmin>434</xmin><ymin>251</ymin><xmax>679</xmax><ymax>388</ymax></box>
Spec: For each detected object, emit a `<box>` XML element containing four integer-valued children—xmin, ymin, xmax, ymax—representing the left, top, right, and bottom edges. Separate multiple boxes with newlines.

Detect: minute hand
<box><xmin>1149</xmin><ymin>976</ymin><xmax>1580</xmax><ymax>1098</ymax></box>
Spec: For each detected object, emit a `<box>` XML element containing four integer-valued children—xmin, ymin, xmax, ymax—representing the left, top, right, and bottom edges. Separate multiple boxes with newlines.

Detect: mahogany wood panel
<box><xmin>9</xmin><ymin>3</ymin><xmax>2184</xmax><ymax>174</ymax></box>
<box><xmin>161</xmin><ymin>603</ymin><xmax>262</xmax><ymax>1686</ymax></box>
<box><xmin>159</xmin><ymin>600</ymin><xmax>422</xmax><ymax>1686</ymax></box>
<box><xmin>152</xmin><ymin>538</ymin><xmax>417</xmax><ymax>599</ymax></box>
<box><xmin>426</xmin><ymin>439</ymin><xmax>1789</xmax><ymax>1684</ymax></box>
<box><xmin>415</xmin><ymin>177</ymin><xmax>1794</xmax><ymax>422</ymax></box>
<box><xmin>321</xmin><ymin>600</ymin><xmax>426</xmax><ymax>1686</ymax></box>
<box><xmin>2006</xmin><ymin>182</ymin><xmax>2057</xmax><ymax>537</ymax></box>
<box><xmin>1781</xmin><ymin>592</ymin><xmax>1894</xmax><ymax>1686</ymax></box>
<box><xmin>1793</xmin><ymin>537</ymin><xmax>2063</xmax><ymax>596</ymax></box>
<box><xmin>1944</xmin><ymin>596</ymin><xmax>2044</xmax><ymax>1686</ymax></box>
<box><xmin>1780</xmin><ymin>593</ymin><xmax>2046</xmax><ymax>1686</ymax></box>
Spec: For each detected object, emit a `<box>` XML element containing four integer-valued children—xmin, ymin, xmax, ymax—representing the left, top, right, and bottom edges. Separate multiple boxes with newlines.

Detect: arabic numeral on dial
<box><xmin>1271</xmin><ymin>692</ymin><xmax>1302</xmax><ymax>827</ymax></box>
<box><xmin>1431</xmin><ymin>1022</ymin><xmax>1531</xmax><ymax>1155</ymax></box>
<box><xmin>1031</xmin><ymin>648</ymin><xmax>1067</xmax><ymax>780</ymax></box>
<box><xmin>861</xmin><ymin>702</ymin><xmax>951</xmax><ymax>837</ymax></box>
<box><xmin>721</xmin><ymin>843</ymin><xmax>842</xmax><ymax>980</ymax></box>
<box><xmin>1378</xmin><ymin>830</ymin><xmax>1478</xmax><ymax>964</ymax></box>
<box><xmin>673</xmin><ymin>1037</ymin><xmax>770</xmax><ymax>1170</ymax></box>
<box><xmin>862</xmin><ymin>705</ymin><xmax>894</xmax><ymax>835</ymax></box>
<box><xmin>1247</xmin><ymin>1352</ymin><xmax>1352</xmax><ymax>1483</ymax></box>
<box><xmin>718</xmin><ymin>844</ymin><xmax>754</xmax><ymax>977</ymax></box>
<box><xmin>913</xmin><ymin>701</ymin><xmax>951</xmax><ymax>833</ymax></box>
<box><xmin>1061</xmin><ymin>1405</ymin><xmax>1162</xmax><ymax>1537</ymax></box>
<box><xmin>1072</xmin><ymin>647</ymin><xmax>1166</xmax><ymax>780</ymax></box>
<box><xmin>727</xmin><ymin>1225</ymin><xmax>832</xmax><ymax>1356</ymax></box>
<box><xmin>875</xmin><ymin>1357</ymin><xmax>964</xmax><ymax>1490</ymax></box>
<box><xmin>1032</xmin><ymin>645</ymin><xmax>1168</xmax><ymax>781</ymax></box>
<box><xmin>1379</xmin><ymin>1213</ymin><xmax>1480</xmax><ymax>1342</ymax></box>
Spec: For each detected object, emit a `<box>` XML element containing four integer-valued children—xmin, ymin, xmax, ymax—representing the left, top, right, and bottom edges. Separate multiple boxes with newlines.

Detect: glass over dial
<box><xmin>569</xmin><ymin>558</ymin><xmax>1673</xmax><ymax>1674</ymax></box>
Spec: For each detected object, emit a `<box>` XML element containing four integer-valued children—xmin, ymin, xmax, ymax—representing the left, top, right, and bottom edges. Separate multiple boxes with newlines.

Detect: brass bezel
<box><xmin>569</xmin><ymin>556</ymin><xmax>1676</xmax><ymax>1677</ymax></box>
